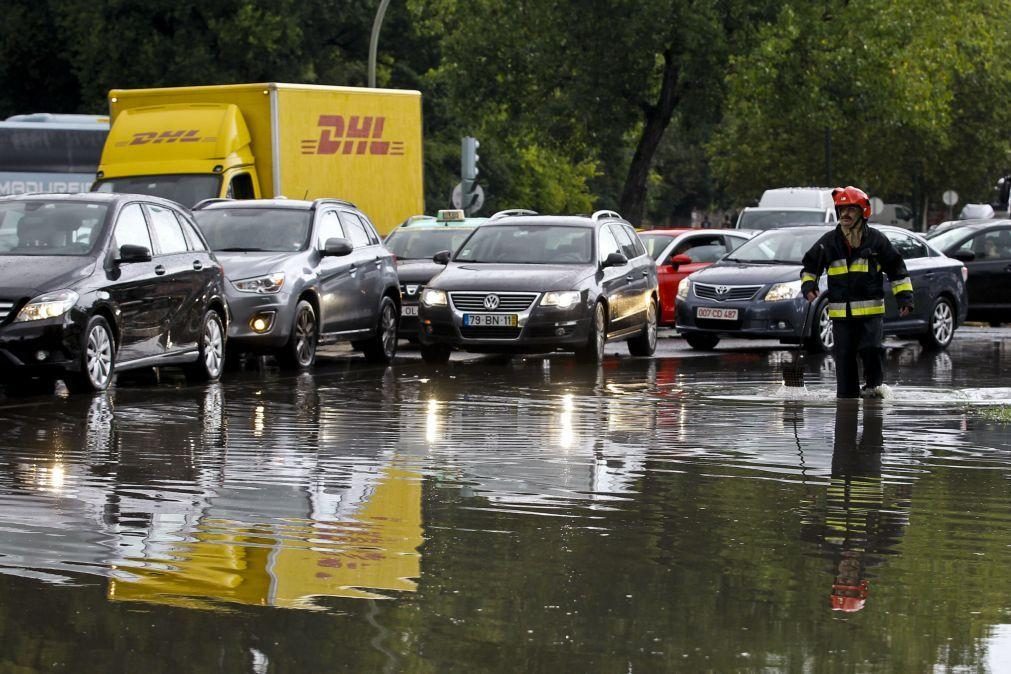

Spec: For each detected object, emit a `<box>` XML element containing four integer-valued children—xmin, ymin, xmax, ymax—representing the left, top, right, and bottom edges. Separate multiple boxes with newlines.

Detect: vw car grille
<box><xmin>450</xmin><ymin>292</ymin><xmax>538</xmax><ymax>312</ymax></box>
<box><xmin>693</xmin><ymin>283</ymin><xmax>761</xmax><ymax>302</ymax></box>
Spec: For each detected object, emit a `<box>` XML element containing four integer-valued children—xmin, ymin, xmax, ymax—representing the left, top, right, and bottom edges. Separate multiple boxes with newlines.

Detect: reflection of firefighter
<box><xmin>820</xmin><ymin>401</ymin><xmax>909</xmax><ymax>613</ymax></box>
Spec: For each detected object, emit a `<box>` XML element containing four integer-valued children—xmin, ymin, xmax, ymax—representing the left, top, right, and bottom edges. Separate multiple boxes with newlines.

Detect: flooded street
<box><xmin>1</xmin><ymin>329</ymin><xmax>1009</xmax><ymax>672</ymax></box>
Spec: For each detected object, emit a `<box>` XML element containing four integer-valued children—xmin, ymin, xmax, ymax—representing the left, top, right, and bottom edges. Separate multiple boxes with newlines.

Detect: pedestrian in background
<box><xmin>800</xmin><ymin>186</ymin><xmax>914</xmax><ymax>398</ymax></box>
<box><xmin>701</xmin><ymin>215</ymin><xmax>712</xmax><ymax>229</ymax></box>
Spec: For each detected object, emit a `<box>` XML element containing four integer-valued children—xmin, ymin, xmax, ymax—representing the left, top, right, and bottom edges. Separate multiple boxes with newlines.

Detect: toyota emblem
<box><xmin>483</xmin><ymin>294</ymin><xmax>500</xmax><ymax>310</ymax></box>
<box><xmin>715</xmin><ymin>285</ymin><xmax>730</xmax><ymax>295</ymax></box>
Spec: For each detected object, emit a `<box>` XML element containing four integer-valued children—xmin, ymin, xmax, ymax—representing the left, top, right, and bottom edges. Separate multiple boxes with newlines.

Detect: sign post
<box><xmin>942</xmin><ymin>189</ymin><xmax>959</xmax><ymax>221</ymax></box>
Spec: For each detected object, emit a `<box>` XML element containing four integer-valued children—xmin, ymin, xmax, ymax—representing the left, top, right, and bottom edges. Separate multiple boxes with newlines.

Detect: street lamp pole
<box><xmin>368</xmin><ymin>0</ymin><xmax>392</xmax><ymax>88</ymax></box>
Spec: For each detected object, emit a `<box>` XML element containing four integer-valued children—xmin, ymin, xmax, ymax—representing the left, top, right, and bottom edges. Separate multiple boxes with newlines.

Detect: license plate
<box><xmin>402</xmin><ymin>305</ymin><xmax>418</xmax><ymax>317</ymax></box>
<box><xmin>463</xmin><ymin>313</ymin><xmax>518</xmax><ymax>327</ymax></box>
<box><xmin>696</xmin><ymin>306</ymin><xmax>739</xmax><ymax>320</ymax></box>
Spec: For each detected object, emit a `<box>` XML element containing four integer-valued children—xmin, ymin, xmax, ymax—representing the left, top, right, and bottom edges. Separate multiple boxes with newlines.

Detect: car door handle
<box><xmin>154</xmin><ymin>265</ymin><xmax>166</xmax><ymax>275</ymax></box>
<box><xmin>625</xmin><ymin>275</ymin><xmax>635</xmax><ymax>281</ymax></box>
<box><xmin>192</xmin><ymin>260</ymin><xmax>203</xmax><ymax>271</ymax></box>
<box><xmin>641</xmin><ymin>270</ymin><xmax>649</xmax><ymax>277</ymax></box>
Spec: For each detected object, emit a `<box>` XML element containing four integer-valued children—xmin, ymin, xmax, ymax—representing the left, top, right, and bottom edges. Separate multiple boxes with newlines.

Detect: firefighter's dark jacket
<box><xmin>800</xmin><ymin>224</ymin><xmax>914</xmax><ymax>320</ymax></box>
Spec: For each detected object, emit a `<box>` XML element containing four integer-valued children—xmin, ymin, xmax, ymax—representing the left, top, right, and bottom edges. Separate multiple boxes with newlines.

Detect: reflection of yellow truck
<box><xmin>92</xmin><ymin>82</ymin><xmax>424</xmax><ymax>233</ymax></box>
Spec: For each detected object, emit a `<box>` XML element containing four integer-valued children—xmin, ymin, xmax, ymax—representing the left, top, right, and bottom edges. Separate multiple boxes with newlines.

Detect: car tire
<box><xmin>362</xmin><ymin>297</ymin><xmax>399</xmax><ymax>364</ymax></box>
<box><xmin>66</xmin><ymin>315</ymin><xmax>116</xmax><ymax>394</ymax></box>
<box><xmin>804</xmin><ymin>301</ymin><xmax>834</xmax><ymax>353</ymax></box>
<box><xmin>420</xmin><ymin>343</ymin><xmax>451</xmax><ymax>364</ymax></box>
<box><xmin>684</xmin><ymin>333</ymin><xmax>720</xmax><ymax>350</ymax></box>
<box><xmin>185</xmin><ymin>310</ymin><xmax>226</xmax><ymax>383</ymax></box>
<box><xmin>918</xmin><ymin>296</ymin><xmax>955</xmax><ymax>350</ymax></box>
<box><xmin>627</xmin><ymin>298</ymin><xmax>658</xmax><ymax>357</ymax></box>
<box><xmin>278</xmin><ymin>300</ymin><xmax>318</xmax><ymax>370</ymax></box>
<box><xmin>575</xmin><ymin>301</ymin><xmax>607</xmax><ymax>363</ymax></box>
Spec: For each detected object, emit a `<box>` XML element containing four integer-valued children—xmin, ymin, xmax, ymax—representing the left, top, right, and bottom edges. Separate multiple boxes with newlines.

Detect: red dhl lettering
<box><xmin>121</xmin><ymin>130</ymin><xmax>206</xmax><ymax>146</ymax></box>
<box><xmin>301</xmin><ymin>115</ymin><xmax>405</xmax><ymax>156</ymax></box>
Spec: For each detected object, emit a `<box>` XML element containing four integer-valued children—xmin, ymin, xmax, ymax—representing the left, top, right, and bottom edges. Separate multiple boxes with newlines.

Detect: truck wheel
<box><xmin>185</xmin><ymin>310</ymin><xmax>226</xmax><ymax>382</ymax></box>
<box><xmin>627</xmin><ymin>298</ymin><xmax>658</xmax><ymax>357</ymax></box>
<box><xmin>684</xmin><ymin>333</ymin><xmax>720</xmax><ymax>350</ymax></box>
<box><xmin>362</xmin><ymin>297</ymin><xmax>399</xmax><ymax>364</ymax></box>
<box><xmin>918</xmin><ymin>296</ymin><xmax>955</xmax><ymax>350</ymax></box>
<box><xmin>278</xmin><ymin>300</ymin><xmax>318</xmax><ymax>369</ymax></box>
<box><xmin>66</xmin><ymin>315</ymin><xmax>116</xmax><ymax>394</ymax></box>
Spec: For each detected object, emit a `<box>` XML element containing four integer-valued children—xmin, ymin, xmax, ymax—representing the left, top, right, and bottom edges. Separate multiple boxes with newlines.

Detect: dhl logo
<box><xmin>301</xmin><ymin>115</ymin><xmax>405</xmax><ymax>156</ymax></box>
<box><xmin>116</xmin><ymin>130</ymin><xmax>216</xmax><ymax>146</ymax></box>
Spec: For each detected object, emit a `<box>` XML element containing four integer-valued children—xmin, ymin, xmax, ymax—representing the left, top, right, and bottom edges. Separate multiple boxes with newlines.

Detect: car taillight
<box><xmin>961</xmin><ymin>266</ymin><xmax>968</xmax><ymax>282</ymax></box>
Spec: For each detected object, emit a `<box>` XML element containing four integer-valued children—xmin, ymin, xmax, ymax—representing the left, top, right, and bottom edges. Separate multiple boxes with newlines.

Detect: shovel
<box><xmin>782</xmin><ymin>297</ymin><xmax>815</xmax><ymax>387</ymax></box>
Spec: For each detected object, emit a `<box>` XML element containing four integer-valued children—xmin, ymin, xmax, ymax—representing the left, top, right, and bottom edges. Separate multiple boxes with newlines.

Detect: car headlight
<box><xmin>676</xmin><ymin>279</ymin><xmax>690</xmax><ymax>300</ymax></box>
<box><xmin>15</xmin><ymin>289</ymin><xmax>79</xmax><ymax>322</ymax></box>
<box><xmin>421</xmin><ymin>288</ymin><xmax>448</xmax><ymax>307</ymax></box>
<box><xmin>764</xmin><ymin>280</ymin><xmax>802</xmax><ymax>302</ymax></box>
<box><xmin>232</xmin><ymin>273</ymin><xmax>285</xmax><ymax>294</ymax></box>
<box><xmin>541</xmin><ymin>290</ymin><xmax>581</xmax><ymax>308</ymax></box>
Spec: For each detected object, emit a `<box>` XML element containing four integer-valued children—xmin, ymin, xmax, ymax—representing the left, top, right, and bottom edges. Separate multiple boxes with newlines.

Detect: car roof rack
<box><xmin>192</xmin><ymin>198</ymin><xmax>233</xmax><ymax>210</ymax></box>
<box><xmin>490</xmin><ymin>209</ymin><xmax>539</xmax><ymax>220</ymax></box>
<box><xmin>591</xmin><ymin>209</ymin><xmax>623</xmax><ymax>221</ymax></box>
<box><xmin>312</xmin><ymin>197</ymin><xmax>357</xmax><ymax>210</ymax></box>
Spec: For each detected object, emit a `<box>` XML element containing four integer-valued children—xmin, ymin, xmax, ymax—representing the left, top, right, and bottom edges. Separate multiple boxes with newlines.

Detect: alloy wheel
<box><xmin>594</xmin><ymin>304</ymin><xmax>606</xmax><ymax>359</ymax></box>
<box><xmin>203</xmin><ymin>315</ymin><xmax>224</xmax><ymax>378</ymax></box>
<box><xmin>819</xmin><ymin>305</ymin><xmax>834</xmax><ymax>350</ymax></box>
<box><xmin>86</xmin><ymin>323</ymin><xmax>114</xmax><ymax>388</ymax></box>
<box><xmin>294</xmin><ymin>304</ymin><xmax>317</xmax><ymax>366</ymax></box>
<box><xmin>381</xmin><ymin>304</ymin><xmax>397</xmax><ymax>358</ymax></box>
<box><xmin>646</xmin><ymin>301</ymin><xmax>657</xmax><ymax>351</ymax></box>
<box><xmin>933</xmin><ymin>300</ymin><xmax>954</xmax><ymax>346</ymax></box>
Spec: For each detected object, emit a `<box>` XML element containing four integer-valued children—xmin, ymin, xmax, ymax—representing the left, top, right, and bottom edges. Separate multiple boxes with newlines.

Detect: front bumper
<box><xmin>418</xmin><ymin>298</ymin><xmax>593</xmax><ymax>352</ymax></box>
<box><xmin>224</xmin><ymin>290</ymin><xmax>298</xmax><ymax>350</ymax></box>
<box><xmin>0</xmin><ymin>314</ymin><xmax>82</xmax><ymax>377</ymax></box>
<box><xmin>676</xmin><ymin>296</ymin><xmax>809</xmax><ymax>342</ymax></box>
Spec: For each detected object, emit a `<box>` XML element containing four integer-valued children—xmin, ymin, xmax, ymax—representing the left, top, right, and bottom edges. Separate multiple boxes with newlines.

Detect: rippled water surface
<box><xmin>1</xmin><ymin>336</ymin><xmax>1009</xmax><ymax>672</ymax></box>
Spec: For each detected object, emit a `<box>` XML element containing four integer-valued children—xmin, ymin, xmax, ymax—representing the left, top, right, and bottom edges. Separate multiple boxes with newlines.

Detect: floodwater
<box><xmin>0</xmin><ymin>333</ymin><xmax>1009</xmax><ymax>672</ymax></box>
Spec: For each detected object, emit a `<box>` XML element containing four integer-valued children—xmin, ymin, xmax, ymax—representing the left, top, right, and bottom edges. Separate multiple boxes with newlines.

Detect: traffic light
<box><xmin>462</xmin><ymin>136</ymin><xmax>480</xmax><ymax>182</ymax></box>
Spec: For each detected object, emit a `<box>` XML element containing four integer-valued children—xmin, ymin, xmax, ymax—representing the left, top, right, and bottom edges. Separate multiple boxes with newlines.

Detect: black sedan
<box><xmin>0</xmin><ymin>193</ymin><xmax>229</xmax><ymax>394</ymax></box>
<box><xmin>926</xmin><ymin>219</ymin><xmax>1011</xmax><ymax>325</ymax></box>
<box><xmin>675</xmin><ymin>225</ymin><xmax>968</xmax><ymax>352</ymax></box>
<box><xmin>417</xmin><ymin>213</ymin><xmax>659</xmax><ymax>363</ymax></box>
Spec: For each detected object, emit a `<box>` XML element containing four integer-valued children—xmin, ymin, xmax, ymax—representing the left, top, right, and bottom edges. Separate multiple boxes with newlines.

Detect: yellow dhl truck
<box><xmin>92</xmin><ymin>82</ymin><xmax>423</xmax><ymax>233</ymax></box>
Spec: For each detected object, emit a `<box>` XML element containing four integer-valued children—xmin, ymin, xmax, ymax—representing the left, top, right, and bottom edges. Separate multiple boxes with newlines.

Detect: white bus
<box><xmin>0</xmin><ymin>113</ymin><xmax>109</xmax><ymax>196</ymax></box>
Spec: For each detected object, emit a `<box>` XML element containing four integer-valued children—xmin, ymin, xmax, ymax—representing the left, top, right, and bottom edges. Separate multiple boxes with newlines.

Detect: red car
<box><xmin>638</xmin><ymin>229</ymin><xmax>753</xmax><ymax>326</ymax></box>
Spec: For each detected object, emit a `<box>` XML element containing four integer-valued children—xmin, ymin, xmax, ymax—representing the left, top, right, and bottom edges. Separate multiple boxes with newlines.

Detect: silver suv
<box><xmin>192</xmin><ymin>198</ymin><xmax>401</xmax><ymax>368</ymax></box>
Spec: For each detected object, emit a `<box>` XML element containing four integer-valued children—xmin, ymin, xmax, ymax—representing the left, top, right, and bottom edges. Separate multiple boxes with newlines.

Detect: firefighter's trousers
<box><xmin>832</xmin><ymin>317</ymin><xmax>884</xmax><ymax>398</ymax></box>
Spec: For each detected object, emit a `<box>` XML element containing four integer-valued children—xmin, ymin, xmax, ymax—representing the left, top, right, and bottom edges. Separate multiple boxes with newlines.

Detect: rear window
<box><xmin>193</xmin><ymin>208</ymin><xmax>311</xmax><ymax>252</ymax></box>
<box><xmin>737</xmin><ymin>210</ymin><xmax>827</xmax><ymax>231</ymax></box>
<box><xmin>385</xmin><ymin>228</ymin><xmax>474</xmax><ymax>259</ymax></box>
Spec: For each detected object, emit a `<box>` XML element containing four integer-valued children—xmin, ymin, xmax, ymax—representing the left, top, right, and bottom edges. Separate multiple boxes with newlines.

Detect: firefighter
<box><xmin>800</xmin><ymin>186</ymin><xmax>914</xmax><ymax>398</ymax></box>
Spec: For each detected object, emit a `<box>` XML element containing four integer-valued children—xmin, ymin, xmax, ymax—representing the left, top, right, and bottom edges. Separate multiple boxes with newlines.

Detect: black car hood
<box><xmin>0</xmin><ymin>255</ymin><xmax>96</xmax><ymax>298</ymax></box>
<box><xmin>215</xmin><ymin>252</ymin><xmax>302</xmax><ymax>281</ymax></box>
<box><xmin>395</xmin><ymin>259</ymin><xmax>446</xmax><ymax>284</ymax></box>
<box><xmin>690</xmin><ymin>261</ymin><xmax>801</xmax><ymax>286</ymax></box>
<box><xmin>431</xmin><ymin>263</ymin><xmax>592</xmax><ymax>292</ymax></box>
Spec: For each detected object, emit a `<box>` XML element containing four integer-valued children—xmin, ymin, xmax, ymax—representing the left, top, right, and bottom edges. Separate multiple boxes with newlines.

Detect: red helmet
<box><xmin>833</xmin><ymin>186</ymin><xmax>871</xmax><ymax>219</ymax></box>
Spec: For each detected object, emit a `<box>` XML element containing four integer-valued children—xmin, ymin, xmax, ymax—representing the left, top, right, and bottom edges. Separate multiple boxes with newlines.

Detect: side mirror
<box><xmin>602</xmin><ymin>252</ymin><xmax>628</xmax><ymax>268</ymax></box>
<box><xmin>433</xmin><ymin>250</ymin><xmax>452</xmax><ymax>265</ymax></box>
<box><xmin>323</xmin><ymin>237</ymin><xmax>353</xmax><ymax>257</ymax></box>
<box><xmin>950</xmin><ymin>249</ymin><xmax>975</xmax><ymax>262</ymax></box>
<box><xmin>668</xmin><ymin>254</ymin><xmax>692</xmax><ymax>270</ymax></box>
<box><xmin>117</xmin><ymin>244</ymin><xmax>152</xmax><ymax>263</ymax></box>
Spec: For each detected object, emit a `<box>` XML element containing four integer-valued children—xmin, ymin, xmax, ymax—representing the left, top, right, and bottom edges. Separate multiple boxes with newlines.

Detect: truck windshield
<box><xmin>385</xmin><ymin>228</ymin><xmax>475</xmax><ymax>259</ymax></box>
<box><xmin>0</xmin><ymin>200</ymin><xmax>109</xmax><ymax>256</ymax></box>
<box><xmin>93</xmin><ymin>174</ymin><xmax>220</xmax><ymax>208</ymax></box>
<box><xmin>193</xmin><ymin>208</ymin><xmax>311</xmax><ymax>252</ymax></box>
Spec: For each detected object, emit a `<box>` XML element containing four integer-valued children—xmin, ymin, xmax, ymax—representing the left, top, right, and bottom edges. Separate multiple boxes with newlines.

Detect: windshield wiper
<box><xmin>215</xmin><ymin>247</ymin><xmax>271</xmax><ymax>252</ymax></box>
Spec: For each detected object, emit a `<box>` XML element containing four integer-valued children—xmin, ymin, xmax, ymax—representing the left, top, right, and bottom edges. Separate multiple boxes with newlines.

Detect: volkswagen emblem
<box><xmin>715</xmin><ymin>285</ymin><xmax>731</xmax><ymax>295</ymax></box>
<box><xmin>483</xmin><ymin>294</ymin><xmax>500</xmax><ymax>310</ymax></box>
<box><xmin>406</xmin><ymin>285</ymin><xmax>419</xmax><ymax>296</ymax></box>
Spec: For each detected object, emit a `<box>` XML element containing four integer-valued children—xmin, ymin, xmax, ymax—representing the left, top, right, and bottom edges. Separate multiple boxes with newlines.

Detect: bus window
<box><xmin>0</xmin><ymin>115</ymin><xmax>108</xmax><ymax>196</ymax></box>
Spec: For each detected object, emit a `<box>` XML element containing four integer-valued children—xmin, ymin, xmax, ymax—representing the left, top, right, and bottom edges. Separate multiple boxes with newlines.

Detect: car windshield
<box><xmin>927</xmin><ymin>227</ymin><xmax>973</xmax><ymax>252</ymax></box>
<box><xmin>385</xmin><ymin>228</ymin><xmax>474</xmax><ymax>259</ymax></box>
<box><xmin>638</xmin><ymin>233</ymin><xmax>676</xmax><ymax>261</ymax></box>
<box><xmin>738</xmin><ymin>210</ymin><xmax>826</xmax><ymax>230</ymax></box>
<box><xmin>0</xmin><ymin>200</ymin><xmax>108</xmax><ymax>256</ymax></box>
<box><xmin>455</xmin><ymin>225</ymin><xmax>593</xmax><ymax>264</ymax></box>
<box><xmin>193</xmin><ymin>208</ymin><xmax>311</xmax><ymax>252</ymax></box>
<box><xmin>725</xmin><ymin>229</ymin><xmax>825</xmax><ymax>264</ymax></box>
<box><xmin>93</xmin><ymin>174</ymin><xmax>221</xmax><ymax>208</ymax></box>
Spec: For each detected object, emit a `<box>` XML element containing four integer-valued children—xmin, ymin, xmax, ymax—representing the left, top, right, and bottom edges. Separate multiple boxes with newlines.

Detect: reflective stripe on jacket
<box><xmin>800</xmin><ymin>225</ymin><xmax>914</xmax><ymax>320</ymax></box>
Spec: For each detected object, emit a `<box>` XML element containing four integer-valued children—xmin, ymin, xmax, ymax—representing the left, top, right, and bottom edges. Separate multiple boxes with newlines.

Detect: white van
<box><xmin>736</xmin><ymin>187</ymin><xmax>837</xmax><ymax>230</ymax></box>
<box><xmin>758</xmin><ymin>187</ymin><xmax>836</xmax><ymax>210</ymax></box>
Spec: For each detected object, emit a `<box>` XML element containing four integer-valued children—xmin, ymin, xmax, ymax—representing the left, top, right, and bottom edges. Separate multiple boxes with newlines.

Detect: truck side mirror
<box><xmin>117</xmin><ymin>244</ymin><xmax>152</xmax><ymax>263</ymax></box>
<box><xmin>323</xmin><ymin>237</ymin><xmax>353</xmax><ymax>257</ymax></box>
<box><xmin>433</xmin><ymin>250</ymin><xmax>452</xmax><ymax>265</ymax></box>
